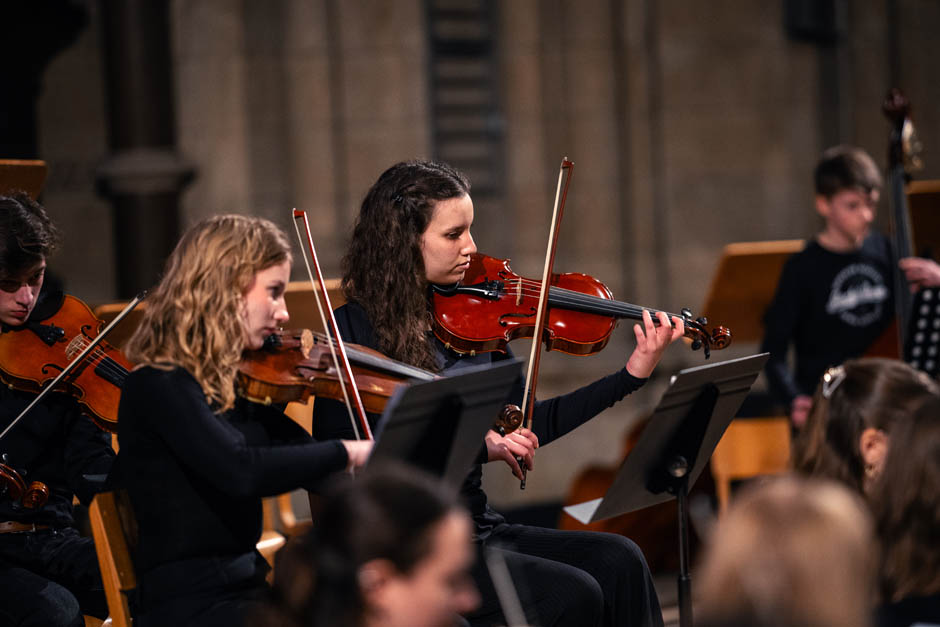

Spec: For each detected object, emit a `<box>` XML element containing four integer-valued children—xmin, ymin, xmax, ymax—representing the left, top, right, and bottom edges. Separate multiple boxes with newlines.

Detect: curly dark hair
<box><xmin>342</xmin><ymin>160</ymin><xmax>470</xmax><ymax>371</ymax></box>
<box><xmin>0</xmin><ymin>192</ymin><xmax>60</xmax><ymax>276</ymax></box>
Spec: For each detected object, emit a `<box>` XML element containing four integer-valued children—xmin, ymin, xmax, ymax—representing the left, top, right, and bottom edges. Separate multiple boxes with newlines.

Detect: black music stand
<box><xmin>370</xmin><ymin>360</ymin><xmax>522</xmax><ymax>488</ymax></box>
<box><xmin>564</xmin><ymin>353</ymin><xmax>769</xmax><ymax>627</ymax></box>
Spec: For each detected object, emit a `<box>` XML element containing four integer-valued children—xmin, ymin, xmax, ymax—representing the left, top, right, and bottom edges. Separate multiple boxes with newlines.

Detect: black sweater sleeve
<box><xmin>62</xmin><ymin>407</ymin><xmax>115</xmax><ymax>505</ymax></box>
<box><xmin>527</xmin><ymin>367</ymin><xmax>647</xmax><ymax>445</ymax></box>
<box><xmin>760</xmin><ymin>252</ymin><xmax>803</xmax><ymax>405</ymax></box>
<box><xmin>120</xmin><ymin>366</ymin><xmax>347</xmax><ymax>497</ymax></box>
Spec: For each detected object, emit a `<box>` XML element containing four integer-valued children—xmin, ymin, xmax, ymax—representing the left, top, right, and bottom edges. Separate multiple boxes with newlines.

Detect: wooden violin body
<box><xmin>238</xmin><ymin>329</ymin><xmax>436</xmax><ymax>413</ymax></box>
<box><xmin>431</xmin><ymin>253</ymin><xmax>732</xmax><ymax>358</ymax></box>
<box><xmin>0</xmin><ymin>294</ymin><xmax>131</xmax><ymax>432</ymax></box>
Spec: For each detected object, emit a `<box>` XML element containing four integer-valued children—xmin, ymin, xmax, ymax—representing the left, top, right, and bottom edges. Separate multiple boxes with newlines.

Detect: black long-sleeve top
<box><xmin>312</xmin><ymin>302</ymin><xmax>646</xmax><ymax>536</ymax></box>
<box><xmin>114</xmin><ymin>365</ymin><xmax>348</xmax><ymax>574</ymax></box>
<box><xmin>760</xmin><ymin>234</ymin><xmax>894</xmax><ymax>405</ymax></box>
<box><xmin>0</xmin><ymin>386</ymin><xmax>113</xmax><ymax>526</ymax></box>
<box><xmin>0</xmin><ymin>289</ymin><xmax>114</xmax><ymax>527</ymax></box>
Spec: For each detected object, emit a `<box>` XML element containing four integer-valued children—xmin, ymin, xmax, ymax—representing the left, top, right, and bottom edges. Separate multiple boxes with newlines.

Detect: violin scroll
<box><xmin>0</xmin><ymin>460</ymin><xmax>26</xmax><ymax>503</ymax></box>
<box><xmin>0</xmin><ymin>456</ymin><xmax>50</xmax><ymax>509</ymax></box>
<box><xmin>883</xmin><ymin>88</ymin><xmax>923</xmax><ymax>176</ymax></box>
<box><xmin>677</xmin><ymin>308</ymin><xmax>733</xmax><ymax>358</ymax></box>
<box><xmin>493</xmin><ymin>404</ymin><xmax>523</xmax><ymax>436</ymax></box>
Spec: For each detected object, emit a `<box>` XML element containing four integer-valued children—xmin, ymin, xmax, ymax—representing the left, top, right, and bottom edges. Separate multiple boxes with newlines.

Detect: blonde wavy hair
<box><xmin>126</xmin><ymin>214</ymin><xmax>292</xmax><ymax>412</ymax></box>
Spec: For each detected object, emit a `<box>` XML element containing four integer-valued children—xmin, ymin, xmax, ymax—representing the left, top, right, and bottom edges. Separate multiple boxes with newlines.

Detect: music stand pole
<box><xmin>672</xmin><ymin>457</ymin><xmax>693</xmax><ymax>627</ymax></box>
<box><xmin>562</xmin><ymin>354</ymin><xmax>770</xmax><ymax>627</ymax></box>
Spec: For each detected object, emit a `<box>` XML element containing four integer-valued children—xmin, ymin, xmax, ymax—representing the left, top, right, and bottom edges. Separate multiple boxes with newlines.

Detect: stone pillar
<box><xmin>96</xmin><ymin>0</ymin><xmax>193</xmax><ymax>297</ymax></box>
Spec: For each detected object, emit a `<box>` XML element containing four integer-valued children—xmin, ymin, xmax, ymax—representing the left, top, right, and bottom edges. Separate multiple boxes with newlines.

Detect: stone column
<box><xmin>96</xmin><ymin>0</ymin><xmax>193</xmax><ymax>297</ymax></box>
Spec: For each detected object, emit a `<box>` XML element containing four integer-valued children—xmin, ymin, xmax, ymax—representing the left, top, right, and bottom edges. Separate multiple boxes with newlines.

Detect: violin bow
<box><xmin>292</xmin><ymin>209</ymin><xmax>373</xmax><ymax>441</ymax></box>
<box><xmin>0</xmin><ymin>292</ymin><xmax>146</xmax><ymax>443</ymax></box>
<box><xmin>518</xmin><ymin>158</ymin><xmax>574</xmax><ymax>488</ymax></box>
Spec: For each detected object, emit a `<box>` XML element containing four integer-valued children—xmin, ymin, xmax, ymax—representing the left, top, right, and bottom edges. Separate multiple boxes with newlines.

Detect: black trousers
<box><xmin>136</xmin><ymin>551</ymin><xmax>270</xmax><ymax>627</ymax></box>
<box><xmin>466</xmin><ymin>524</ymin><xmax>664</xmax><ymax>627</ymax></box>
<box><xmin>0</xmin><ymin>527</ymin><xmax>107</xmax><ymax>627</ymax></box>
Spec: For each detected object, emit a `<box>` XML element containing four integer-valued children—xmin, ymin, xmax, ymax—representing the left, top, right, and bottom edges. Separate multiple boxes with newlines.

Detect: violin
<box><xmin>0</xmin><ymin>455</ymin><xmax>49</xmax><ymax>509</ymax></box>
<box><xmin>237</xmin><ymin>329</ymin><xmax>526</xmax><ymax>435</ymax></box>
<box><xmin>238</xmin><ymin>329</ymin><xmax>436</xmax><ymax>412</ymax></box>
<box><xmin>0</xmin><ymin>293</ymin><xmax>133</xmax><ymax>433</ymax></box>
<box><xmin>430</xmin><ymin>253</ymin><xmax>732</xmax><ymax>358</ymax></box>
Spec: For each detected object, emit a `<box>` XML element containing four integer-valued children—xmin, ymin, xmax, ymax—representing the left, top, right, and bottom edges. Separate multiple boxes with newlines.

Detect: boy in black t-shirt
<box><xmin>761</xmin><ymin>146</ymin><xmax>940</xmax><ymax>428</ymax></box>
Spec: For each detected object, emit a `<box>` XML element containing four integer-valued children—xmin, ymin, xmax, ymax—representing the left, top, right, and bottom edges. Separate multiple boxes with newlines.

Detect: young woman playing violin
<box><xmin>0</xmin><ymin>193</ymin><xmax>112</xmax><ymax>627</ymax></box>
<box><xmin>113</xmin><ymin>215</ymin><xmax>372</xmax><ymax>627</ymax></box>
<box><xmin>312</xmin><ymin>161</ymin><xmax>684</xmax><ymax>627</ymax></box>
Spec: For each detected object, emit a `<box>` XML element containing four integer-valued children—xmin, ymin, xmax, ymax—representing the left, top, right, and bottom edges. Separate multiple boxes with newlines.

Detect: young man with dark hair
<box><xmin>0</xmin><ymin>192</ymin><xmax>112</xmax><ymax>626</ymax></box>
<box><xmin>762</xmin><ymin>146</ymin><xmax>940</xmax><ymax>428</ymax></box>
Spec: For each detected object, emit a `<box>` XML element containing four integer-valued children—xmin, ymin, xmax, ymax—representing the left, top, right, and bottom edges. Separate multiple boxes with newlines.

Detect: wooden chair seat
<box><xmin>710</xmin><ymin>417</ymin><xmax>791</xmax><ymax>515</ymax></box>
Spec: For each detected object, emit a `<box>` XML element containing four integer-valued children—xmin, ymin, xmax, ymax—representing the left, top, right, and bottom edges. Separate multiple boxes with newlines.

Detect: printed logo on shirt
<box><xmin>825</xmin><ymin>263</ymin><xmax>889</xmax><ymax>326</ymax></box>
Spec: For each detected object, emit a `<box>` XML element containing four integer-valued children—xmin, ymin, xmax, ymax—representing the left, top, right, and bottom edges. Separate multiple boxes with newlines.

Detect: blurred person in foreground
<box><xmin>870</xmin><ymin>397</ymin><xmax>940</xmax><ymax>627</ymax></box>
<box><xmin>695</xmin><ymin>475</ymin><xmax>875</xmax><ymax>627</ymax></box>
<box><xmin>256</xmin><ymin>463</ymin><xmax>479</xmax><ymax>627</ymax></box>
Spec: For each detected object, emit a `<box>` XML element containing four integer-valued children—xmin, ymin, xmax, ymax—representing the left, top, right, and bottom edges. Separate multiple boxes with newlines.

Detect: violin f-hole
<box><xmin>499</xmin><ymin>308</ymin><xmax>537</xmax><ymax>327</ymax></box>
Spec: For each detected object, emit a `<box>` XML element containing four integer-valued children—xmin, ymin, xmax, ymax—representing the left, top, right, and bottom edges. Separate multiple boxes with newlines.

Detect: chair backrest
<box><xmin>89</xmin><ymin>490</ymin><xmax>138</xmax><ymax>627</ymax></box>
<box><xmin>0</xmin><ymin>159</ymin><xmax>47</xmax><ymax>199</ymax></box>
<box><xmin>710</xmin><ymin>417</ymin><xmax>791</xmax><ymax>515</ymax></box>
<box><xmin>92</xmin><ymin>279</ymin><xmax>346</xmax><ymax>351</ymax></box>
<box><xmin>700</xmin><ymin>240</ymin><xmax>804</xmax><ymax>344</ymax></box>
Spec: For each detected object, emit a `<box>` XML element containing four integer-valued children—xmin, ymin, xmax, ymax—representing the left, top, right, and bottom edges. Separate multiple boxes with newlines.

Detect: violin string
<box><xmin>71</xmin><ymin>338</ymin><xmax>126</xmax><ymax>376</ymax></box>
<box><xmin>303</xmin><ymin>331</ymin><xmax>436</xmax><ymax>380</ymax></box>
<box><xmin>71</xmin><ymin>337</ymin><xmax>129</xmax><ymax>383</ymax></box>
<box><xmin>504</xmin><ymin>279</ymin><xmax>688</xmax><ymax>323</ymax></box>
<box><xmin>268</xmin><ymin>329</ymin><xmax>436</xmax><ymax>381</ymax></box>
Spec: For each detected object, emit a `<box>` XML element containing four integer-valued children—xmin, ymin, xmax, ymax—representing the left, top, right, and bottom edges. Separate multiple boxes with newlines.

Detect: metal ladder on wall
<box><xmin>425</xmin><ymin>0</ymin><xmax>505</xmax><ymax>241</ymax></box>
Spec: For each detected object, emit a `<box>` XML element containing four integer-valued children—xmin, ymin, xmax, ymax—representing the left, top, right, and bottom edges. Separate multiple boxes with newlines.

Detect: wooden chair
<box><xmin>710</xmin><ymin>417</ymin><xmax>791</xmax><ymax>515</ymax></box>
<box><xmin>0</xmin><ymin>159</ymin><xmax>47</xmax><ymax>199</ymax></box>
<box><xmin>258</xmin><ymin>499</ymin><xmax>287</xmax><ymax>571</ymax></box>
<box><xmin>90</xmin><ymin>490</ymin><xmax>291</xmax><ymax>624</ymax></box>
<box><xmin>89</xmin><ymin>491</ymin><xmax>138</xmax><ymax>627</ymax></box>
<box><xmin>272</xmin><ymin>397</ymin><xmax>316</xmax><ymax>536</ymax></box>
<box><xmin>92</xmin><ymin>279</ymin><xmax>345</xmax><ymax>349</ymax></box>
<box><xmin>700</xmin><ymin>240</ymin><xmax>804</xmax><ymax>344</ymax></box>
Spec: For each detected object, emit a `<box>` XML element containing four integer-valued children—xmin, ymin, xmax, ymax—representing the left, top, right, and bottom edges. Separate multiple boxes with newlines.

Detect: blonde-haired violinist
<box><xmin>114</xmin><ymin>214</ymin><xmax>372</xmax><ymax>626</ymax></box>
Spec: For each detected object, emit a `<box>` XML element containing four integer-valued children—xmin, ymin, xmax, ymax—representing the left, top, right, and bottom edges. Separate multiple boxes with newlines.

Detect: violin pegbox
<box><xmin>677</xmin><ymin>307</ymin><xmax>733</xmax><ymax>359</ymax></box>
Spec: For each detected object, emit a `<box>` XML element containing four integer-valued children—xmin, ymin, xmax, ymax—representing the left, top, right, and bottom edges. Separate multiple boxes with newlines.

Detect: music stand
<box><xmin>370</xmin><ymin>360</ymin><xmax>522</xmax><ymax>488</ymax></box>
<box><xmin>564</xmin><ymin>353</ymin><xmax>769</xmax><ymax>627</ymax></box>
